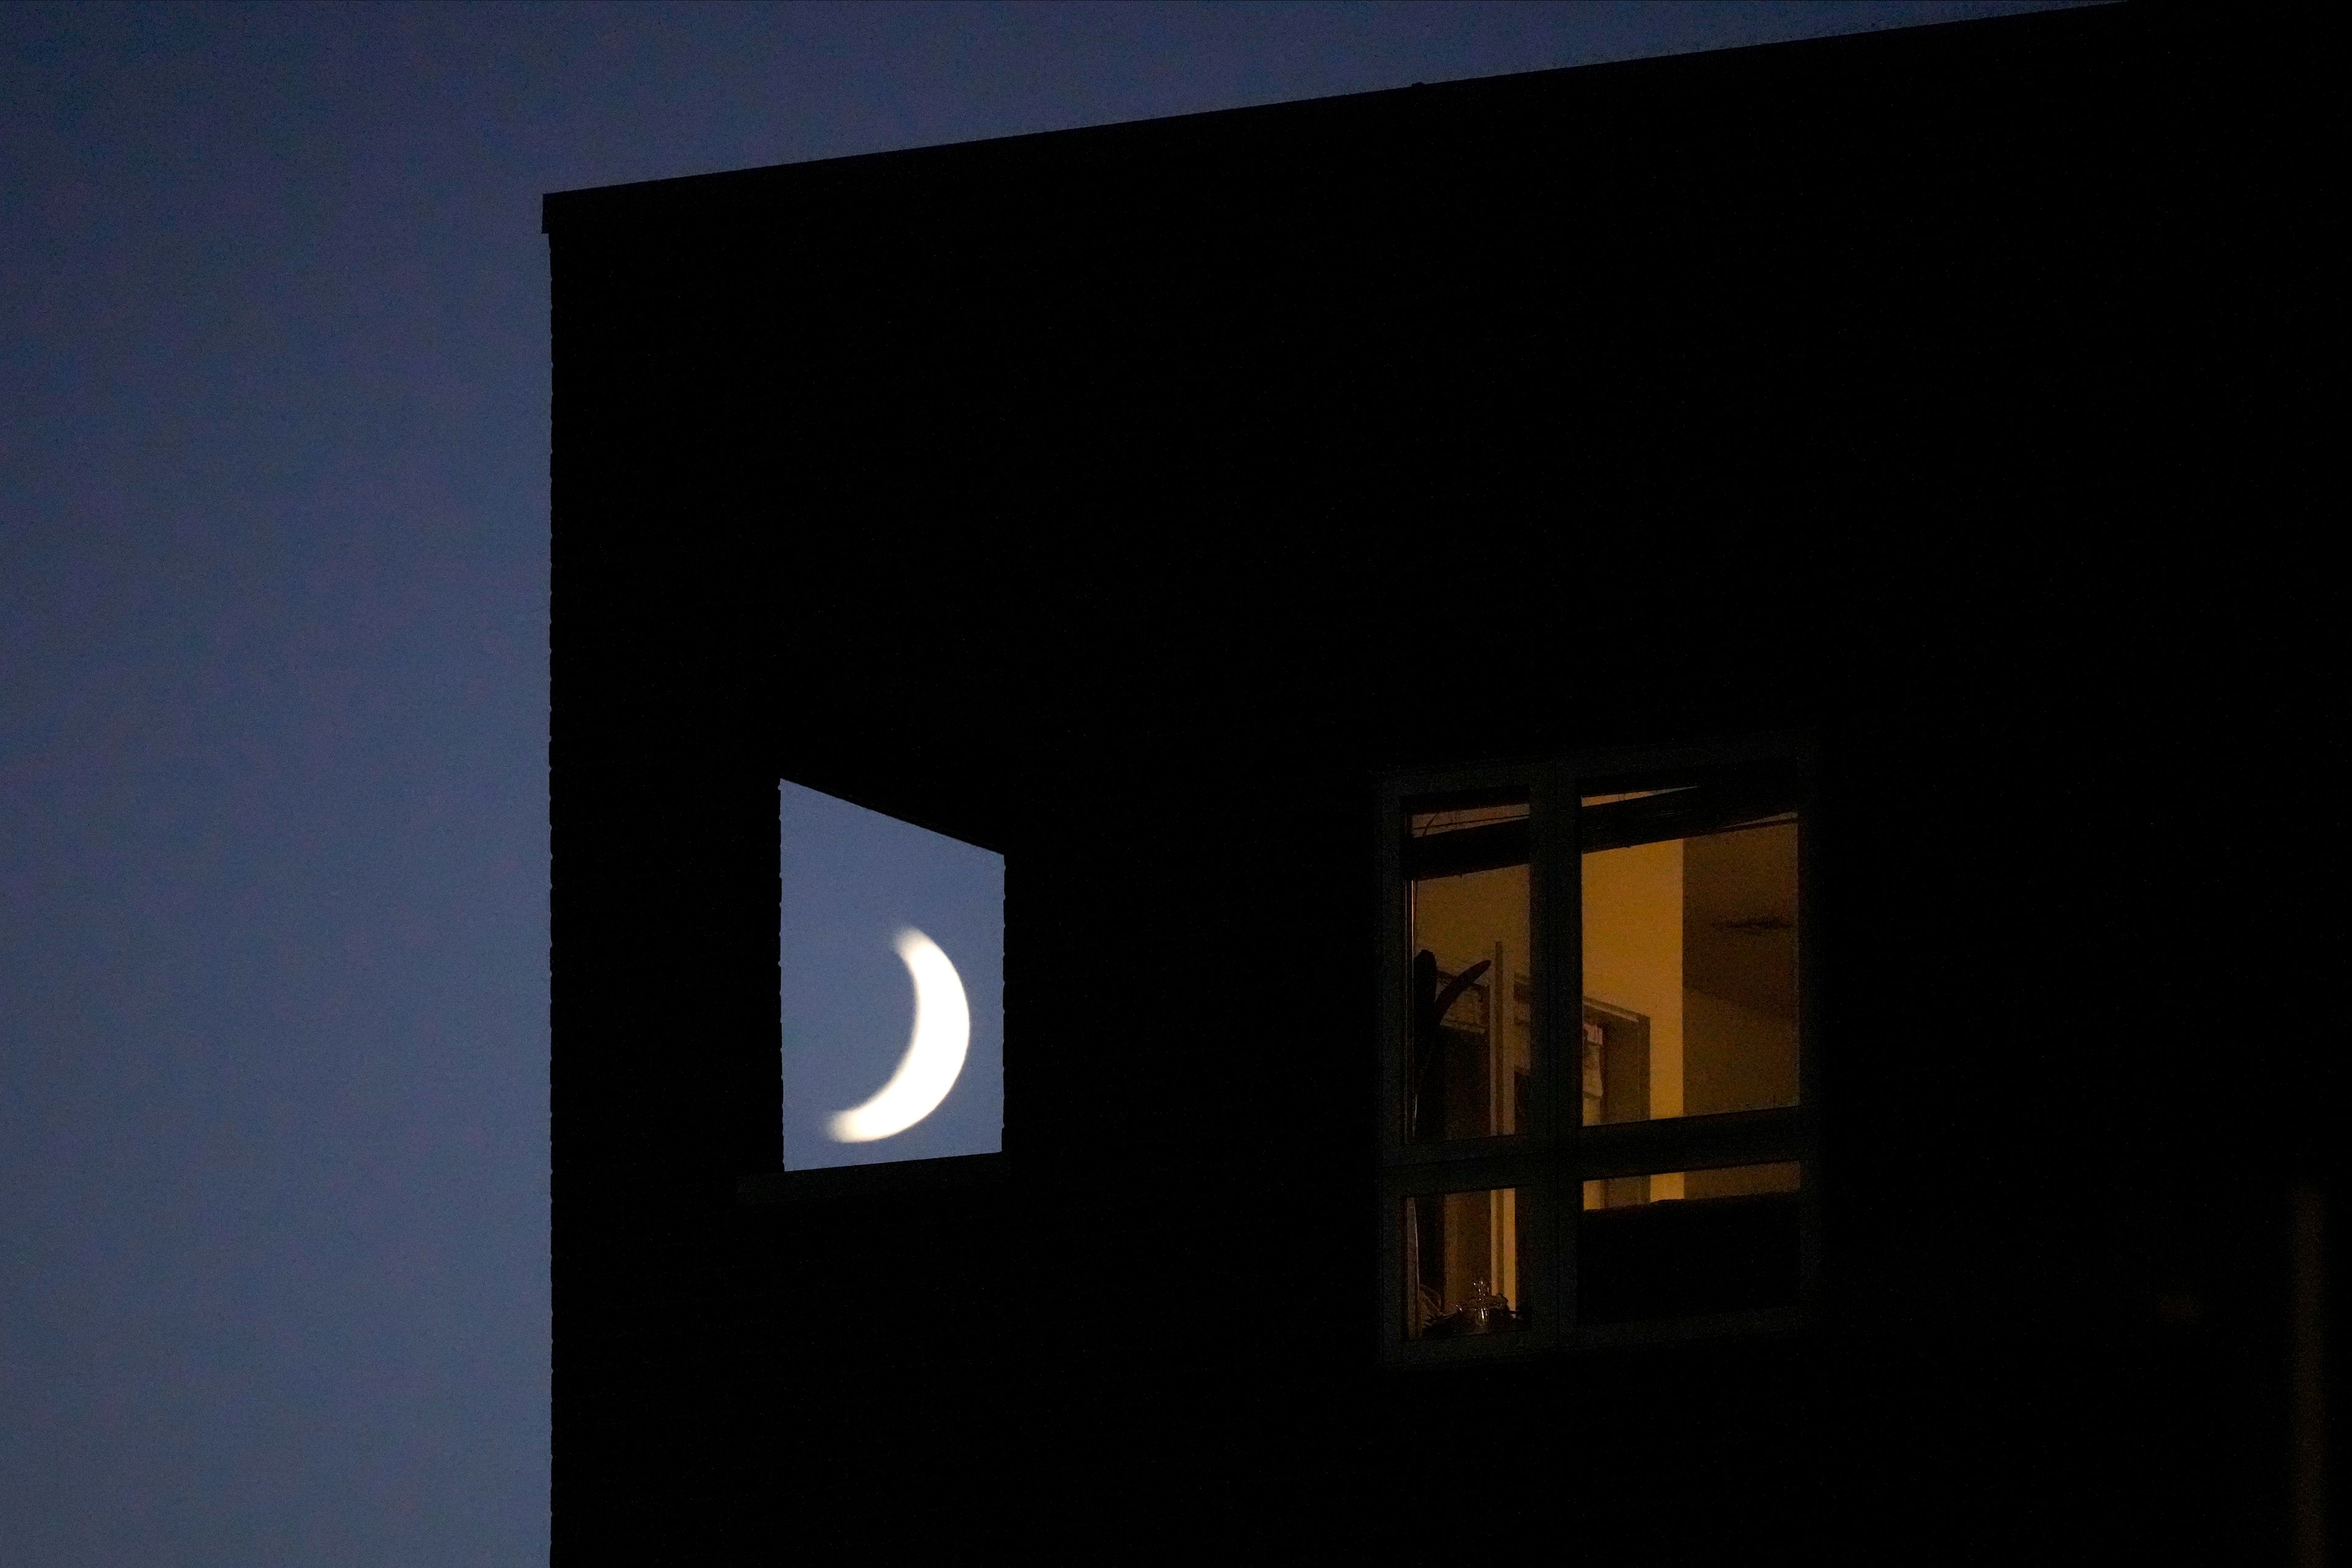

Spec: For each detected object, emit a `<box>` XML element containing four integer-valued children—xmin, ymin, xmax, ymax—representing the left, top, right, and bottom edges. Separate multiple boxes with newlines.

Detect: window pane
<box><xmin>1577</xmin><ymin>1163</ymin><xmax>1801</xmax><ymax>1323</ymax></box>
<box><xmin>1401</xmin><ymin>1187</ymin><xmax>1526</xmax><ymax>1340</ymax></box>
<box><xmin>780</xmin><ymin>779</ymin><xmax>1005</xmax><ymax>1170</ymax></box>
<box><xmin>1580</xmin><ymin>788</ymin><xmax>1798</xmax><ymax>1123</ymax></box>
<box><xmin>1405</xmin><ymin>797</ymin><xmax>1531</xmax><ymax>1144</ymax></box>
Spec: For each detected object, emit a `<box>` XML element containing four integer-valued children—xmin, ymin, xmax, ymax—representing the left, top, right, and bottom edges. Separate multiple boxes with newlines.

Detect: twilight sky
<box><xmin>1</xmin><ymin>3</ymin><xmax>2079</xmax><ymax>1561</ymax></box>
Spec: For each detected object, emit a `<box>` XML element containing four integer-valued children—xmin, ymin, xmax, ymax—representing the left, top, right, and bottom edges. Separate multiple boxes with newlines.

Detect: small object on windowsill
<box><xmin>1422</xmin><ymin>1280</ymin><xmax>1523</xmax><ymax>1339</ymax></box>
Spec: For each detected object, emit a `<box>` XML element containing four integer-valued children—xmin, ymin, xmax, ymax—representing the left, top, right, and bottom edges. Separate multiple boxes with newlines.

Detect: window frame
<box><xmin>1376</xmin><ymin>737</ymin><xmax>1819</xmax><ymax>1366</ymax></box>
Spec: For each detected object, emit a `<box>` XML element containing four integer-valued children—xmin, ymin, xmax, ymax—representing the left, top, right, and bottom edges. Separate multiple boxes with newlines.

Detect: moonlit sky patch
<box><xmin>780</xmin><ymin>782</ymin><xmax>1003</xmax><ymax>1169</ymax></box>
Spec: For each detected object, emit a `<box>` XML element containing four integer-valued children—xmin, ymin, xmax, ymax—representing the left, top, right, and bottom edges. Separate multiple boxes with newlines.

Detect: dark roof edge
<box><xmin>540</xmin><ymin>2</ymin><xmax>2123</xmax><ymax>236</ymax></box>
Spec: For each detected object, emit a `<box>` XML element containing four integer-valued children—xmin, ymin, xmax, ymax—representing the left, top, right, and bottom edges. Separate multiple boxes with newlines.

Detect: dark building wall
<box><xmin>548</xmin><ymin>7</ymin><xmax>2329</xmax><ymax>1562</ymax></box>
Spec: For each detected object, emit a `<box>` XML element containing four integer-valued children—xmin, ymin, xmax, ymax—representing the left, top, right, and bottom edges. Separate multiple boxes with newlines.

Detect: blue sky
<box><xmin>0</xmin><ymin>3</ymin><xmax>2081</xmax><ymax>1560</ymax></box>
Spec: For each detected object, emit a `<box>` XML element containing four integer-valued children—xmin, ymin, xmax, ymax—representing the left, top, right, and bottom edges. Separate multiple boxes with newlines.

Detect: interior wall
<box><xmin>1581</xmin><ymin>839</ymin><xmax>1685</xmax><ymax>1197</ymax></box>
<box><xmin>1683</xmin><ymin>988</ymin><xmax>1798</xmax><ymax>1117</ymax></box>
<box><xmin>1410</xmin><ymin>865</ymin><xmax>1529</xmax><ymax>989</ymax></box>
<box><xmin>1684</xmin><ymin>1160</ymin><xmax>1803</xmax><ymax>1200</ymax></box>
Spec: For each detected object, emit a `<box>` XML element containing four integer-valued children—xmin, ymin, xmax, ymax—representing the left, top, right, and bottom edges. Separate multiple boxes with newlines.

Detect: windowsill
<box><xmin>1386</xmin><ymin>1302</ymin><xmax>1812</xmax><ymax>1368</ymax></box>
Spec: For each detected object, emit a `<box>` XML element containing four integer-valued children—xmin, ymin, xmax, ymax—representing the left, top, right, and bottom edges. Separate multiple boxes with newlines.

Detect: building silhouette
<box><xmin>545</xmin><ymin>6</ymin><xmax>2329</xmax><ymax>1561</ymax></box>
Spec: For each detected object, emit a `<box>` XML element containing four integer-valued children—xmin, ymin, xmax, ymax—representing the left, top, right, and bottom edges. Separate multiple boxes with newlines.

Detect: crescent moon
<box><xmin>826</xmin><ymin>927</ymin><xmax>970</xmax><ymax>1142</ymax></box>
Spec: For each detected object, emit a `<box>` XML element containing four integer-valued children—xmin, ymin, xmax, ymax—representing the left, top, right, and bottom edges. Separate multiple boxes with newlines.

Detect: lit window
<box><xmin>1379</xmin><ymin>745</ymin><xmax>1812</xmax><ymax>1357</ymax></box>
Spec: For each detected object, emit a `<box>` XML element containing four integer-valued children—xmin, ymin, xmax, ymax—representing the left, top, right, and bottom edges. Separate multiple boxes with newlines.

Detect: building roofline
<box><xmin>540</xmin><ymin>3</ymin><xmax>2123</xmax><ymax>237</ymax></box>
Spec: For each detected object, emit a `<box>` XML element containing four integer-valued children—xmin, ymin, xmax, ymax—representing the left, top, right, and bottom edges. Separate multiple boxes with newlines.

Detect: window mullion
<box><xmin>1533</xmin><ymin>761</ymin><xmax>1580</xmax><ymax>1327</ymax></box>
<box><xmin>1572</xmin><ymin>1106</ymin><xmax>1807</xmax><ymax>1180</ymax></box>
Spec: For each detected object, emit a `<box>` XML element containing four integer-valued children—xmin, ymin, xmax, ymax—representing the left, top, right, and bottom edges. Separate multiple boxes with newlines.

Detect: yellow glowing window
<box><xmin>1379</xmin><ymin>747</ymin><xmax>1812</xmax><ymax>1359</ymax></box>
